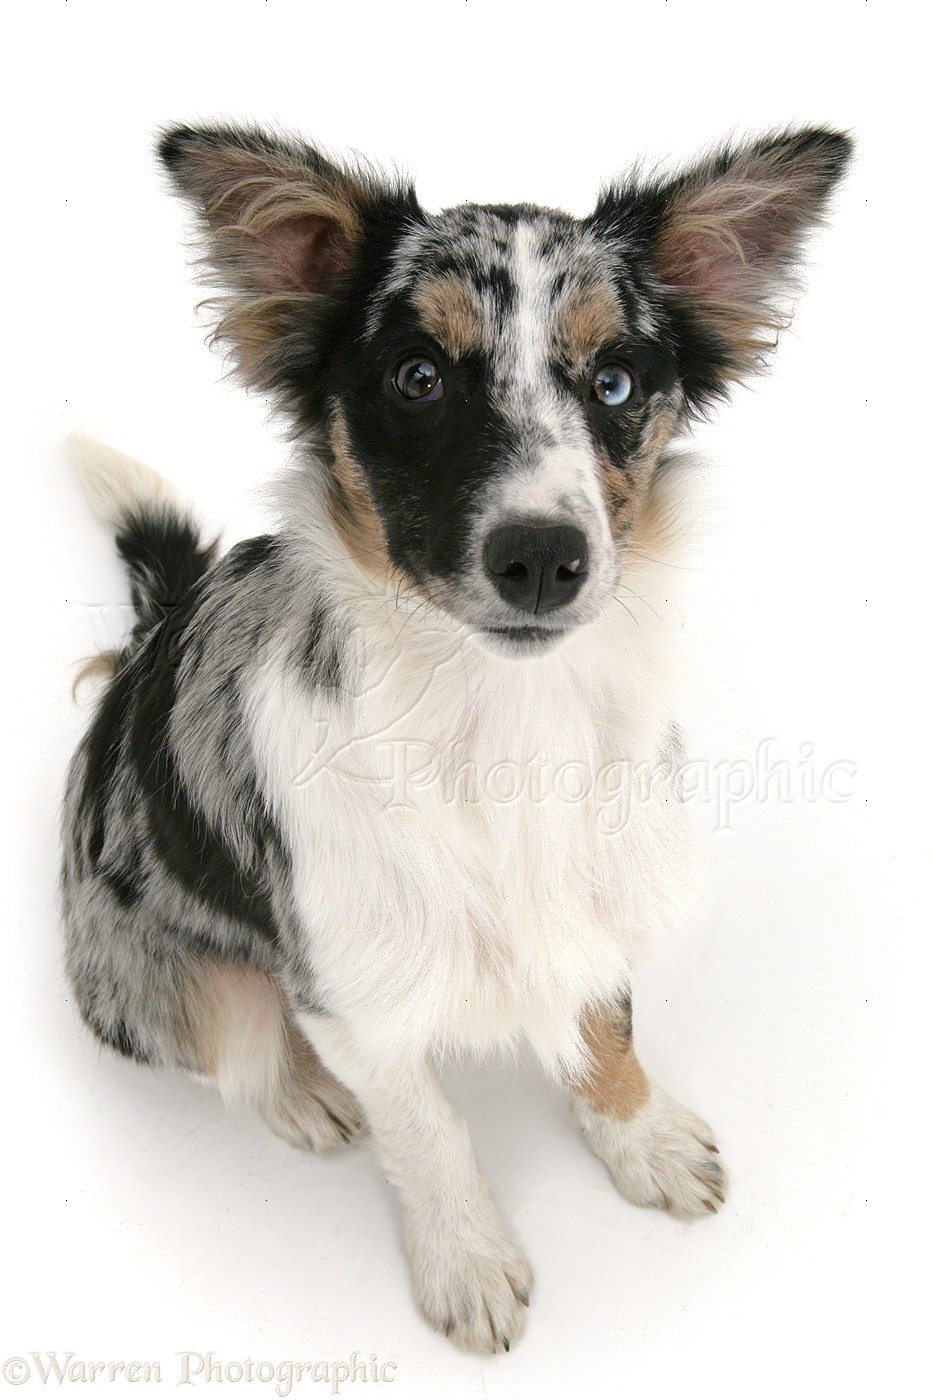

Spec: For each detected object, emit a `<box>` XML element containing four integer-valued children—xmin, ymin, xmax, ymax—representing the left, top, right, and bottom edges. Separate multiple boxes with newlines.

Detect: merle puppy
<box><xmin>62</xmin><ymin>123</ymin><xmax>851</xmax><ymax>1352</ymax></box>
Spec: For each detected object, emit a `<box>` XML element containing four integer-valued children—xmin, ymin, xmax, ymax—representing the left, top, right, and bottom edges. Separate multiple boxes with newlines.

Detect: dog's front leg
<box><xmin>300</xmin><ymin>1013</ymin><xmax>532</xmax><ymax>1353</ymax></box>
<box><xmin>568</xmin><ymin>994</ymin><xmax>727</xmax><ymax>1219</ymax></box>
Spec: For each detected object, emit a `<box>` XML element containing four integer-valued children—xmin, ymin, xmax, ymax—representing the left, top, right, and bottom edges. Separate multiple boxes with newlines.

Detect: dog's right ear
<box><xmin>158</xmin><ymin>124</ymin><xmax>418</xmax><ymax>391</ymax></box>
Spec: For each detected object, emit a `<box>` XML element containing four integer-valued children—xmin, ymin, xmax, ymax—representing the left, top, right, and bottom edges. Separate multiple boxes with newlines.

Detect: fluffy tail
<box><xmin>69</xmin><ymin>436</ymin><xmax>216</xmax><ymax>633</ymax></box>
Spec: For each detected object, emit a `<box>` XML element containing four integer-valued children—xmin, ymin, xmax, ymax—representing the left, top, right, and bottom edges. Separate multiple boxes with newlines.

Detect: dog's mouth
<box><xmin>476</xmin><ymin>624</ymin><xmax>569</xmax><ymax>658</ymax></box>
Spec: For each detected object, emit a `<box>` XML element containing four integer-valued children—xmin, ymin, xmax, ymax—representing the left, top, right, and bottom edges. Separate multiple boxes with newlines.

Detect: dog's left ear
<box><xmin>591</xmin><ymin>127</ymin><xmax>853</xmax><ymax>410</ymax></box>
<box><xmin>157</xmin><ymin>124</ymin><xmax>419</xmax><ymax>393</ymax></box>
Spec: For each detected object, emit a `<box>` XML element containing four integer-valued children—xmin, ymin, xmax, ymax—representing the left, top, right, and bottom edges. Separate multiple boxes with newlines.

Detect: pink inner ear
<box><xmin>667</xmin><ymin>229</ymin><xmax>746</xmax><ymax>301</ymax></box>
<box><xmin>255</xmin><ymin>214</ymin><xmax>351</xmax><ymax>296</ymax></box>
<box><xmin>663</xmin><ymin>181</ymin><xmax>805</xmax><ymax>302</ymax></box>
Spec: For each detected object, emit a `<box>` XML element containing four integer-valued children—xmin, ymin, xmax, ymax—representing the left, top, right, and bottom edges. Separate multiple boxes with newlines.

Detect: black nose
<box><xmin>483</xmin><ymin>521</ymin><xmax>589</xmax><ymax>614</ymax></box>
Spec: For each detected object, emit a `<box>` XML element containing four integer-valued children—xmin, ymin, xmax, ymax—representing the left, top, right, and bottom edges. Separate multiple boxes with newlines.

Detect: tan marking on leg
<box><xmin>572</xmin><ymin>1002</ymin><xmax>649</xmax><ymax>1122</ymax></box>
<box><xmin>411</xmin><ymin>273</ymin><xmax>486</xmax><ymax>358</ymax></box>
<box><xmin>325</xmin><ymin>407</ymin><xmax>391</xmax><ymax>574</ymax></box>
<box><xmin>554</xmin><ymin>281</ymin><xmax>625</xmax><ymax>372</ymax></box>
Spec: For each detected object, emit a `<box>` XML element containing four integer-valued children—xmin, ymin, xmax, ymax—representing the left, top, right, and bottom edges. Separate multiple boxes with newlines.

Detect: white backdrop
<box><xmin>3</xmin><ymin>3</ymin><xmax>928</xmax><ymax>1397</ymax></box>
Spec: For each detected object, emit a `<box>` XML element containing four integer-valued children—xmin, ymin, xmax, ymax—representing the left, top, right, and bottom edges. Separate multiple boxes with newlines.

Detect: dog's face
<box><xmin>161</xmin><ymin>125</ymin><xmax>850</xmax><ymax>655</ymax></box>
<box><xmin>321</xmin><ymin>203</ymin><xmax>682</xmax><ymax>654</ymax></box>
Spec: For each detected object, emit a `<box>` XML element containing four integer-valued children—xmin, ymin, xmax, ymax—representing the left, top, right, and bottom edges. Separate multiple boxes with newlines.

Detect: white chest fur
<box><xmin>249</xmin><ymin>596</ymin><xmax>702</xmax><ymax>1075</ymax></box>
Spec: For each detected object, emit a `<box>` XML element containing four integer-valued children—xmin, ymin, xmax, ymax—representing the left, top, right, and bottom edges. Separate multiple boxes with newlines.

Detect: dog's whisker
<box><xmin>614</xmin><ymin>583</ymin><xmax>664</xmax><ymax>624</ymax></box>
<box><xmin>612</xmin><ymin>596</ymin><xmax>641</xmax><ymax>627</ymax></box>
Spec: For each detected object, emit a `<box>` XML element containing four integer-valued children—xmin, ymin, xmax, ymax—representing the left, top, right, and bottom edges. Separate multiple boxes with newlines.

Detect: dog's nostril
<box><xmin>557</xmin><ymin>558</ymin><xmax>584</xmax><ymax>580</ymax></box>
<box><xmin>484</xmin><ymin>521</ymin><xmax>589</xmax><ymax>615</ymax></box>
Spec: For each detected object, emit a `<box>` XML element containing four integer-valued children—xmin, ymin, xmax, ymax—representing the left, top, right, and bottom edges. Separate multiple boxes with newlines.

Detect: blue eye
<box><xmin>592</xmin><ymin>365</ymin><xmax>634</xmax><ymax>407</ymax></box>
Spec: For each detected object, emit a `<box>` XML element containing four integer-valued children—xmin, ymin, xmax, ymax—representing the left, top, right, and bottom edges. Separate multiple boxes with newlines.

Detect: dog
<box><xmin>61</xmin><ymin>123</ymin><xmax>851</xmax><ymax>1353</ymax></box>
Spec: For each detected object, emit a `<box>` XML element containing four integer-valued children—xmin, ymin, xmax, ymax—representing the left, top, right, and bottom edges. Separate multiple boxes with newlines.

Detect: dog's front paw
<box><xmin>405</xmin><ymin>1215</ymin><xmax>533</xmax><ymax>1354</ymax></box>
<box><xmin>574</xmin><ymin>1083</ymin><xmax>727</xmax><ymax>1220</ymax></box>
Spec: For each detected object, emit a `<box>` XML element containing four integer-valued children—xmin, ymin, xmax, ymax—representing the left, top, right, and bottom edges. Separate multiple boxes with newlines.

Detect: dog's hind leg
<box><xmin>181</xmin><ymin>960</ymin><xmax>365</xmax><ymax>1152</ymax></box>
<box><xmin>65</xmin><ymin>890</ymin><xmax>362</xmax><ymax>1150</ymax></box>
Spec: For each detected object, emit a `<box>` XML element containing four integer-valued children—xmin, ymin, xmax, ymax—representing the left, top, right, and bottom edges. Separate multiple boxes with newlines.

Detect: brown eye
<box><xmin>592</xmin><ymin>364</ymin><xmax>634</xmax><ymax>406</ymax></box>
<box><xmin>392</xmin><ymin>355</ymin><xmax>444</xmax><ymax>402</ymax></box>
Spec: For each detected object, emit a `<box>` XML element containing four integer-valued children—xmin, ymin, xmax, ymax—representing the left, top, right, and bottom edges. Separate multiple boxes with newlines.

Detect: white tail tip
<box><xmin>67</xmin><ymin>435</ymin><xmax>183</xmax><ymax>532</ymax></box>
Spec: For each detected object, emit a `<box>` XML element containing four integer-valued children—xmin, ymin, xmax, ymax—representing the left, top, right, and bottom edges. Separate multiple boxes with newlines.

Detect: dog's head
<box><xmin>160</xmin><ymin>123</ymin><xmax>851</xmax><ymax>656</ymax></box>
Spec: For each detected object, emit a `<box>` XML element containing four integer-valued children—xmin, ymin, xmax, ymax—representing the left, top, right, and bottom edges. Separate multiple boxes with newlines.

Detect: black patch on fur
<box><xmin>299</xmin><ymin>607</ymin><xmax>343</xmax><ymax>692</ymax></box>
<box><xmin>75</xmin><ymin>572</ymin><xmax>281</xmax><ymax>942</ymax></box>
<box><xmin>89</xmin><ymin>1013</ymin><xmax>151</xmax><ymax>1065</ymax></box>
<box><xmin>116</xmin><ymin>508</ymin><xmax>216</xmax><ymax>633</ymax></box>
<box><xmin>224</xmin><ymin>533</ymin><xmax>279</xmax><ymax>580</ymax></box>
<box><xmin>98</xmin><ymin>856</ymin><xmax>146</xmax><ymax>909</ymax></box>
<box><xmin>76</xmin><ymin>665</ymin><xmax>133</xmax><ymax>876</ymax></box>
<box><xmin>338</xmin><ymin>339</ymin><xmax>525</xmax><ymax>586</ymax></box>
<box><xmin>127</xmin><ymin>592</ymin><xmax>280</xmax><ymax>938</ymax></box>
